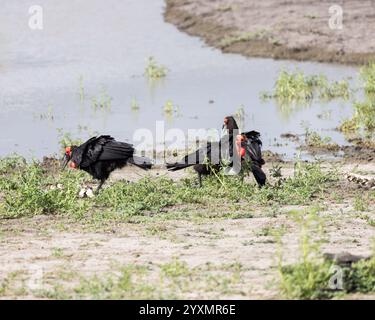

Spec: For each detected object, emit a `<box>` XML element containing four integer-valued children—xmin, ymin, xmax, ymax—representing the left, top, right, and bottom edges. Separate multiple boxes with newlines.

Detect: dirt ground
<box><xmin>165</xmin><ymin>0</ymin><xmax>375</xmax><ymax>65</ymax></box>
<box><xmin>1</xmin><ymin>160</ymin><xmax>374</xmax><ymax>299</ymax></box>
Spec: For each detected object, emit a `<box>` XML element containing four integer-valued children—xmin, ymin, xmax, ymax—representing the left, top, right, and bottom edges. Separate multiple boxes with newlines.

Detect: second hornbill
<box><xmin>62</xmin><ymin>135</ymin><xmax>152</xmax><ymax>192</ymax></box>
<box><xmin>238</xmin><ymin>130</ymin><xmax>267</xmax><ymax>187</ymax></box>
<box><xmin>167</xmin><ymin>116</ymin><xmax>267</xmax><ymax>187</ymax></box>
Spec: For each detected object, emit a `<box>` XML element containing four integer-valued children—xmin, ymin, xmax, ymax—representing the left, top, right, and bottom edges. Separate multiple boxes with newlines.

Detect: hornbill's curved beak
<box><xmin>61</xmin><ymin>154</ymin><xmax>69</xmax><ymax>170</ymax></box>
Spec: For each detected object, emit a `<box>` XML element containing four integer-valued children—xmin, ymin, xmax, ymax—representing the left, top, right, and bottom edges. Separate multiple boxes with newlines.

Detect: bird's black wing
<box><xmin>76</xmin><ymin>135</ymin><xmax>117</xmax><ymax>167</ymax></box>
<box><xmin>240</xmin><ymin>131</ymin><xmax>265</xmax><ymax>164</ymax></box>
<box><xmin>243</xmin><ymin>136</ymin><xmax>264</xmax><ymax>165</ymax></box>
<box><xmin>167</xmin><ymin>142</ymin><xmax>220</xmax><ymax>171</ymax></box>
<box><xmin>70</xmin><ymin>136</ymin><xmax>105</xmax><ymax>166</ymax></box>
<box><xmin>242</xmin><ymin>131</ymin><xmax>262</xmax><ymax>145</ymax></box>
<box><xmin>185</xmin><ymin>143</ymin><xmax>211</xmax><ymax>164</ymax></box>
<box><xmin>97</xmin><ymin>140</ymin><xmax>135</xmax><ymax>161</ymax></box>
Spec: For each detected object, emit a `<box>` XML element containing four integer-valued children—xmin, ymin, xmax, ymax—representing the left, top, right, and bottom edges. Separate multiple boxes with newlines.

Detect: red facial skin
<box><xmin>235</xmin><ymin>134</ymin><xmax>247</xmax><ymax>158</ymax></box>
<box><xmin>65</xmin><ymin>147</ymin><xmax>77</xmax><ymax>169</ymax></box>
<box><xmin>225</xmin><ymin>119</ymin><xmax>248</xmax><ymax>158</ymax></box>
<box><xmin>65</xmin><ymin>147</ymin><xmax>72</xmax><ymax>157</ymax></box>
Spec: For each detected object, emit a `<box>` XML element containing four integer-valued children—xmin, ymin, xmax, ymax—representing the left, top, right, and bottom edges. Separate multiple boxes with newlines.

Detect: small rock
<box><xmin>324</xmin><ymin>252</ymin><xmax>372</xmax><ymax>267</ymax></box>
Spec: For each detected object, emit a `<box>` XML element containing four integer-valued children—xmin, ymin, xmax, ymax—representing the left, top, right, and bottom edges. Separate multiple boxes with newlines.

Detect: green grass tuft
<box><xmin>360</xmin><ymin>62</ymin><xmax>375</xmax><ymax>94</ymax></box>
<box><xmin>0</xmin><ymin>156</ymin><xmax>338</xmax><ymax>220</ymax></box>
<box><xmin>145</xmin><ymin>56</ymin><xmax>167</xmax><ymax>80</ymax></box>
<box><xmin>261</xmin><ymin>69</ymin><xmax>350</xmax><ymax>103</ymax></box>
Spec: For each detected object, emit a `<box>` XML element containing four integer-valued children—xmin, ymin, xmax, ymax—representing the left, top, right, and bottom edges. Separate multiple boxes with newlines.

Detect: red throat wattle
<box><xmin>236</xmin><ymin>135</ymin><xmax>246</xmax><ymax>158</ymax></box>
<box><xmin>69</xmin><ymin>161</ymin><xmax>77</xmax><ymax>169</ymax></box>
<box><xmin>240</xmin><ymin>147</ymin><xmax>246</xmax><ymax>158</ymax></box>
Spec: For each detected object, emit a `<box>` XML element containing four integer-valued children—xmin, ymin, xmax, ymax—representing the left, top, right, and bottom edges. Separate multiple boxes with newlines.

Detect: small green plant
<box><xmin>145</xmin><ymin>56</ymin><xmax>167</xmax><ymax>80</ymax></box>
<box><xmin>219</xmin><ymin>30</ymin><xmax>268</xmax><ymax>48</ymax></box>
<box><xmin>269</xmin><ymin>163</ymin><xmax>282</xmax><ymax>179</ymax></box>
<box><xmin>338</xmin><ymin>117</ymin><xmax>358</xmax><ymax>134</ymax></box>
<box><xmin>354</xmin><ymin>194</ymin><xmax>370</xmax><ymax>212</ymax></box>
<box><xmin>78</xmin><ymin>75</ymin><xmax>85</xmax><ymax>103</ymax></box>
<box><xmin>71</xmin><ymin>265</ymin><xmax>156</xmax><ymax>299</ymax></box>
<box><xmin>275</xmin><ymin>70</ymin><xmax>315</xmax><ymax>101</ymax></box>
<box><xmin>279</xmin><ymin>210</ymin><xmax>375</xmax><ymax>299</ymax></box>
<box><xmin>218</xmin><ymin>4</ymin><xmax>235</xmax><ymax>12</ymax></box>
<box><xmin>262</xmin><ymin>69</ymin><xmax>350</xmax><ymax>103</ymax></box>
<box><xmin>32</xmin><ymin>260</ymin><xmax>245</xmax><ymax>299</ymax></box>
<box><xmin>91</xmin><ymin>86</ymin><xmax>112</xmax><ymax>111</ymax></box>
<box><xmin>52</xmin><ymin>247</ymin><xmax>65</xmax><ymax>258</ymax></box>
<box><xmin>256</xmin><ymin>226</ymin><xmax>273</xmax><ymax>237</ymax></box>
<box><xmin>163</xmin><ymin>100</ymin><xmax>174</xmax><ymax>114</ymax></box>
<box><xmin>337</xmin><ymin>63</ymin><xmax>375</xmax><ymax>140</ymax></box>
<box><xmin>345</xmin><ymin>257</ymin><xmax>375</xmax><ymax>293</ymax></box>
<box><xmin>304</xmin><ymin>128</ymin><xmax>339</xmax><ymax>150</ymax></box>
<box><xmin>278</xmin><ymin>210</ymin><xmax>335</xmax><ymax>299</ymax></box>
<box><xmin>56</xmin><ymin>130</ymin><xmax>82</xmax><ymax>150</ymax></box>
<box><xmin>0</xmin><ymin>158</ymin><xmax>92</xmax><ymax>219</ymax></box>
<box><xmin>319</xmin><ymin>80</ymin><xmax>350</xmax><ymax>100</ymax></box>
<box><xmin>339</xmin><ymin>98</ymin><xmax>375</xmax><ymax>138</ymax></box>
<box><xmin>353</xmin><ymin>99</ymin><xmax>375</xmax><ymax>132</ymax></box>
<box><xmin>162</xmin><ymin>100</ymin><xmax>180</xmax><ymax>120</ymax></box>
<box><xmin>266</xmin><ymin>161</ymin><xmax>335</xmax><ymax>204</ymax></box>
<box><xmin>0</xmin><ymin>155</ymin><xmax>26</xmax><ymax>175</ymax></box>
<box><xmin>360</xmin><ymin>62</ymin><xmax>375</xmax><ymax>94</ymax></box>
<box><xmin>130</xmin><ymin>97</ymin><xmax>140</xmax><ymax>111</ymax></box>
<box><xmin>234</xmin><ymin>105</ymin><xmax>245</xmax><ymax>130</ymax></box>
<box><xmin>161</xmin><ymin>259</ymin><xmax>191</xmax><ymax>278</ymax></box>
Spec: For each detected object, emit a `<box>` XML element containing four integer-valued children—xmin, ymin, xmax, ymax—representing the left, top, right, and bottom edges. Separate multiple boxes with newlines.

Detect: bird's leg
<box><xmin>96</xmin><ymin>179</ymin><xmax>105</xmax><ymax>194</ymax></box>
<box><xmin>198</xmin><ymin>172</ymin><xmax>202</xmax><ymax>188</ymax></box>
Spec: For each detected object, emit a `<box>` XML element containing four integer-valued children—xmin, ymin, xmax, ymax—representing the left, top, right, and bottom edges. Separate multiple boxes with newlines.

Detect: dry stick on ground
<box><xmin>345</xmin><ymin>172</ymin><xmax>375</xmax><ymax>189</ymax></box>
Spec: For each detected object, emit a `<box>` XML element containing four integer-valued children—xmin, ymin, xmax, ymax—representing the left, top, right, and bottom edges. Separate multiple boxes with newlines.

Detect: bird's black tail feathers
<box><xmin>166</xmin><ymin>163</ymin><xmax>192</xmax><ymax>172</ymax></box>
<box><xmin>129</xmin><ymin>156</ymin><xmax>153</xmax><ymax>170</ymax></box>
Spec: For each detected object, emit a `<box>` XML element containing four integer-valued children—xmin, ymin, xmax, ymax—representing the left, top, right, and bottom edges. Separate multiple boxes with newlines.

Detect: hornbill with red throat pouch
<box><xmin>62</xmin><ymin>135</ymin><xmax>152</xmax><ymax>192</ymax></box>
<box><xmin>239</xmin><ymin>130</ymin><xmax>266</xmax><ymax>187</ymax></box>
<box><xmin>166</xmin><ymin>116</ymin><xmax>266</xmax><ymax>187</ymax></box>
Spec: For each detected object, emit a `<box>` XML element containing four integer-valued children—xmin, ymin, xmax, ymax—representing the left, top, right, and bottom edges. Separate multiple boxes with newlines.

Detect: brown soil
<box><xmin>298</xmin><ymin>143</ymin><xmax>375</xmax><ymax>162</ymax></box>
<box><xmin>1</xmin><ymin>160</ymin><xmax>374</xmax><ymax>299</ymax></box>
<box><xmin>165</xmin><ymin>0</ymin><xmax>375</xmax><ymax>65</ymax></box>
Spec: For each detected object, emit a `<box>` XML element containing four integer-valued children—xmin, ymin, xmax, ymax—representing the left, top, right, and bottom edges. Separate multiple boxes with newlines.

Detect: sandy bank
<box><xmin>165</xmin><ymin>0</ymin><xmax>375</xmax><ymax>65</ymax></box>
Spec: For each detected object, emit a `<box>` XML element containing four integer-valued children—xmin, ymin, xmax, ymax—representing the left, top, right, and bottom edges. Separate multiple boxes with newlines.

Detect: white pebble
<box><xmin>86</xmin><ymin>188</ymin><xmax>95</xmax><ymax>198</ymax></box>
<box><xmin>78</xmin><ymin>188</ymin><xmax>86</xmax><ymax>198</ymax></box>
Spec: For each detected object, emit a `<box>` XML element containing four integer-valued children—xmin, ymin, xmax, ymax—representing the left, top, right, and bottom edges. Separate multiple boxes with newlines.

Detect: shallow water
<box><xmin>0</xmin><ymin>0</ymin><xmax>359</xmax><ymax>160</ymax></box>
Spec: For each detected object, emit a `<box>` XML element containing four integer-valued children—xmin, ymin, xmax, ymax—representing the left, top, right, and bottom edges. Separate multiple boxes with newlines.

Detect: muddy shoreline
<box><xmin>164</xmin><ymin>0</ymin><xmax>375</xmax><ymax>65</ymax></box>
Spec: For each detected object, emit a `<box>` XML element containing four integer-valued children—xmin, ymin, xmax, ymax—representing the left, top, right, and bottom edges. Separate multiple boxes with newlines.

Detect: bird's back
<box><xmin>77</xmin><ymin>136</ymin><xmax>134</xmax><ymax>167</ymax></box>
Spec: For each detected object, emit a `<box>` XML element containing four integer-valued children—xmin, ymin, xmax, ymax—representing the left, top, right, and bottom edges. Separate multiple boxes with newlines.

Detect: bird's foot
<box><xmin>48</xmin><ymin>183</ymin><xmax>64</xmax><ymax>191</ymax></box>
<box><xmin>78</xmin><ymin>186</ymin><xmax>95</xmax><ymax>198</ymax></box>
<box><xmin>192</xmin><ymin>181</ymin><xmax>202</xmax><ymax>189</ymax></box>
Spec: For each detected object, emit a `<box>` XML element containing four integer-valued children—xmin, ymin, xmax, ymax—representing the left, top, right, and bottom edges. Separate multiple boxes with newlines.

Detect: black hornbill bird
<box><xmin>62</xmin><ymin>135</ymin><xmax>152</xmax><ymax>192</ymax></box>
<box><xmin>239</xmin><ymin>130</ymin><xmax>267</xmax><ymax>187</ymax></box>
<box><xmin>166</xmin><ymin>116</ymin><xmax>266</xmax><ymax>187</ymax></box>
